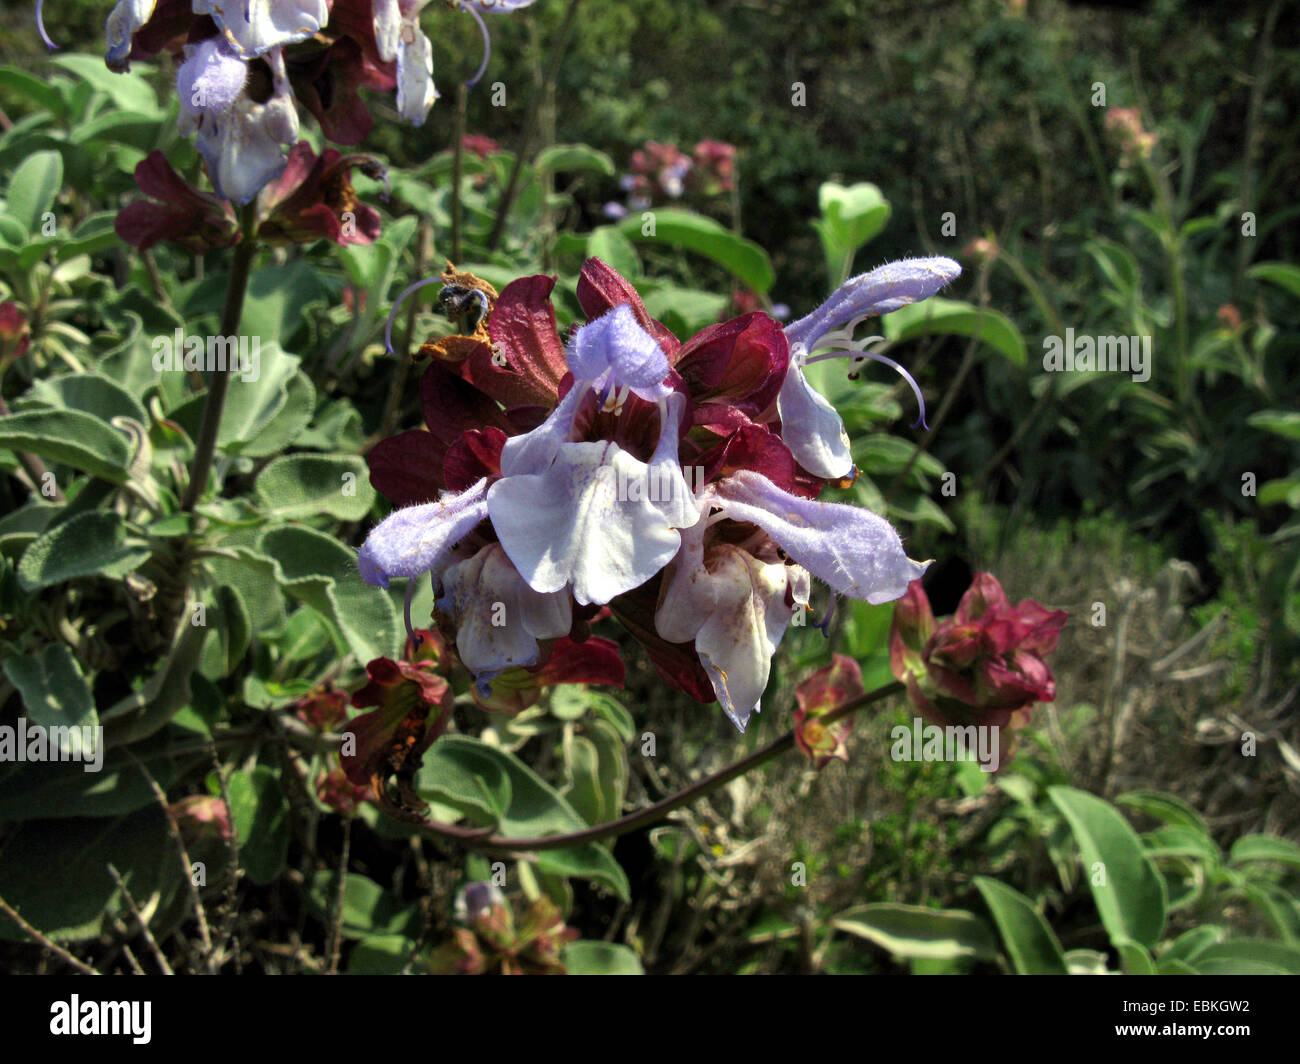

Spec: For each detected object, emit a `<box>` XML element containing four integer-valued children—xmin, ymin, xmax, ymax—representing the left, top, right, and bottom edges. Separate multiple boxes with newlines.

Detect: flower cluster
<box><xmin>889</xmin><ymin>572</ymin><xmax>1067</xmax><ymax>745</ymax></box>
<box><xmin>116</xmin><ymin>141</ymin><xmax>386</xmax><ymax>251</ymax></box>
<box><xmin>793</xmin><ymin>653</ymin><xmax>862</xmax><ymax>768</ymax></box>
<box><xmin>360</xmin><ymin>255</ymin><xmax>961</xmax><ymax>731</ymax></box>
<box><xmin>605</xmin><ymin>138</ymin><xmax>737</xmax><ymax>217</ymax></box>
<box><xmin>1104</xmin><ymin>107</ymin><xmax>1157</xmax><ymax>166</ymax></box>
<box><xmin>91</xmin><ymin>0</ymin><xmax>534</xmax><ymax>205</ymax></box>
<box><xmin>429</xmin><ymin>883</ymin><xmax>577</xmax><ymax>975</ymax></box>
<box><xmin>307</xmin><ymin>622</ymin><xmax>621</xmax><ymax>816</ymax></box>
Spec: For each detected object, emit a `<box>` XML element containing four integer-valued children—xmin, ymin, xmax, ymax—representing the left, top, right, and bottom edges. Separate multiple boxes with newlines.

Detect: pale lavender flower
<box><xmin>656</xmin><ymin>518</ymin><xmax>811</xmax><ymax>730</ymax></box>
<box><xmin>779</xmin><ymin>257</ymin><xmax>961</xmax><ymax>479</ymax></box>
<box><xmin>359</xmin><ymin>304</ymin><xmax>701</xmax><ymax>608</ymax></box>
<box><xmin>654</xmin><ymin>470</ymin><xmax>928</xmax><ymax>728</ymax></box>
<box><xmin>375</xmin><ymin>0</ymin><xmax>538</xmax><ymax>126</ymax></box>
<box><xmin>104</xmin><ymin>0</ymin><xmax>156</xmax><ymax>70</ymax></box>
<box><xmin>183</xmin><ymin>46</ymin><xmax>299</xmax><ymax>204</ymax></box>
<box><xmin>435</xmin><ymin>543</ymin><xmax>571</xmax><ymax>686</ymax></box>
<box><xmin>192</xmin><ymin>0</ymin><xmax>329</xmax><ymax>57</ymax></box>
<box><xmin>358</xmin><ymin>477</ymin><xmax>491</xmax><ymax>589</ymax></box>
<box><xmin>177</xmin><ymin>37</ymin><xmax>247</xmax><ymax>116</ymax></box>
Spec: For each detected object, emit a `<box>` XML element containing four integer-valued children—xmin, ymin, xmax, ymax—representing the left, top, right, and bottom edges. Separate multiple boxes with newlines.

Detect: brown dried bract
<box><xmin>413</xmin><ymin>262</ymin><xmax>499</xmax><ymax>361</ymax></box>
<box><xmin>418</xmin><ymin>333</ymin><xmax>492</xmax><ymax>364</ymax></box>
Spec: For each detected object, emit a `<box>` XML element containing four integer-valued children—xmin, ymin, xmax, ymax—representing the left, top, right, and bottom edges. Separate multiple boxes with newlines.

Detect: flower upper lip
<box><xmin>777</xmin><ymin>257</ymin><xmax>962</xmax><ymax>478</ymax></box>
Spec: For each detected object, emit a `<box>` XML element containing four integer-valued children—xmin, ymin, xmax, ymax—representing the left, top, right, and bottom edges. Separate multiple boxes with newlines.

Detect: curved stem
<box><xmin>415</xmin><ymin>681</ymin><xmax>904</xmax><ymax>853</ymax></box>
<box><xmin>451</xmin><ymin>82</ymin><xmax>467</xmax><ymax>264</ymax></box>
<box><xmin>181</xmin><ymin>205</ymin><xmax>259</xmax><ymax>512</ymax></box>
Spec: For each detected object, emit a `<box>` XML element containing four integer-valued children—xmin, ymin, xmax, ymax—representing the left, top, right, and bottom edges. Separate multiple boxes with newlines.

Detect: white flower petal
<box><xmin>194</xmin><ymin>0</ymin><xmax>328</xmax><ymax>57</ymax></box>
<box><xmin>373</xmin><ymin>0</ymin><xmax>402</xmax><ymax>62</ymax></box>
<box><xmin>654</xmin><ymin>518</ymin><xmax>714</xmax><ymax>645</ymax></box>
<box><xmin>659</xmin><ymin>541</ymin><xmax>809</xmax><ymax>732</ymax></box>
<box><xmin>437</xmin><ymin>543</ymin><xmax>571</xmax><ymax>676</ymax></box>
<box><xmin>776</xmin><ymin>354</ymin><xmax>853</xmax><ymax>480</ymax></box>
<box><xmin>488</xmin><ymin>442</ymin><xmax>682</xmax><ymax>605</ymax></box>
<box><xmin>646</xmin><ymin>392</ymin><xmax>701</xmax><ymax>529</ymax></box>
<box><xmin>396</xmin><ymin>24</ymin><xmax>437</xmax><ymax>125</ymax></box>
<box><xmin>498</xmin><ymin>382</ymin><xmax>586</xmax><ymax>477</ymax></box>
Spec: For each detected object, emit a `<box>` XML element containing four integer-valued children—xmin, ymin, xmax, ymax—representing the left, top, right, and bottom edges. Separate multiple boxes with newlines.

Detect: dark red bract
<box><xmin>890</xmin><ymin>572</ymin><xmax>1067</xmax><ymax>737</ymax></box>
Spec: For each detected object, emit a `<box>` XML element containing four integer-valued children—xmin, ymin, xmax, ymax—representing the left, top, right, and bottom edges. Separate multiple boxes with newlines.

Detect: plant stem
<box><xmin>485</xmin><ymin>0</ymin><xmax>583</xmax><ymax>252</ymax></box>
<box><xmin>451</xmin><ymin>82</ymin><xmax>467</xmax><ymax>264</ymax></box>
<box><xmin>181</xmin><ymin>207</ymin><xmax>258</xmax><ymax>512</ymax></box>
<box><xmin>415</xmin><ymin>681</ymin><xmax>904</xmax><ymax>853</ymax></box>
<box><xmin>973</xmin><ymin>247</ymin><xmax>1067</xmax><ymax>485</ymax></box>
<box><xmin>1234</xmin><ymin>0</ymin><xmax>1281</xmax><ymax>300</ymax></box>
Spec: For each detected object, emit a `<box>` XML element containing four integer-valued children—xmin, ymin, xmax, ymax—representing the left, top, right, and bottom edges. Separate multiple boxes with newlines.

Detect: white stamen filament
<box><xmin>802</xmin><ymin>317</ymin><xmax>930</xmax><ymax>429</ymax></box>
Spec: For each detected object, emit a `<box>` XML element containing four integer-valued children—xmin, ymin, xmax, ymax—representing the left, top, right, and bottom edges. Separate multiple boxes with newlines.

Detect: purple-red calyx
<box><xmin>889</xmin><ymin>572</ymin><xmax>1067</xmax><ymax>765</ymax></box>
<box><xmin>115</xmin><ymin>141</ymin><xmax>384</xmax><ymax>250</ymax></box>
<box><xmin>793</xmin><ymin>653</ymin><xmax>862</xmax><ymax>769</ymax></box>
<box><xmin>340</xmin><ymin>629</ymin><xmax>452</xmax><ymax>819</ymax></box>
<box><xmin>257</xmin><ymin>141</ymin><xmax>384</xmax><ymax>246</ymax></box>
<box><xmin>0</xmin><ymin>302</ymin><xmax>32</xmax><ymax>370</ymax></box>
<box><xmin>114</xmin><ymin>152</ymin><xmax>240</xmax><ymax>252</ymax></box>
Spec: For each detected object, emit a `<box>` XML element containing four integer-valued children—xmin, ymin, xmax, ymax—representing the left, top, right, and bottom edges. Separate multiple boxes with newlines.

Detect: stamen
<box><xmin>36</xmin><ymin>0</ymin><xmax>58</xmax><ymax>50</ymax></box>
<box><xmin>596</xmin><ymin>376</ymin><xmax>616</xmax><ymax>410</ymax></box>
<box><xmin>813</xmin><ymin>593</ymin><xmax>837</xmax><ymax>637</ymax></box>
<box><xmin>403</xmin><ymin>577</ymin><xmax>421</xmax><ymax>646</ymax></box>
<box><xmin>806</xmin><ymin>333</ymin><xmax>930</xmax><ymax>430</ymax></box>
<box><xmin>461</xmin><ymin>2</ymin><xmax>492</xmax><ymax>88</ymax></box>
<box><xmin>598</xmin><ymin>374</ymin><xmax>634</xmax><ymax>413</ymax></box>
<box><xmin>384</xmin><ymin>276</ymin><xmax>446</xmax><ymax>355</ymax></box>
